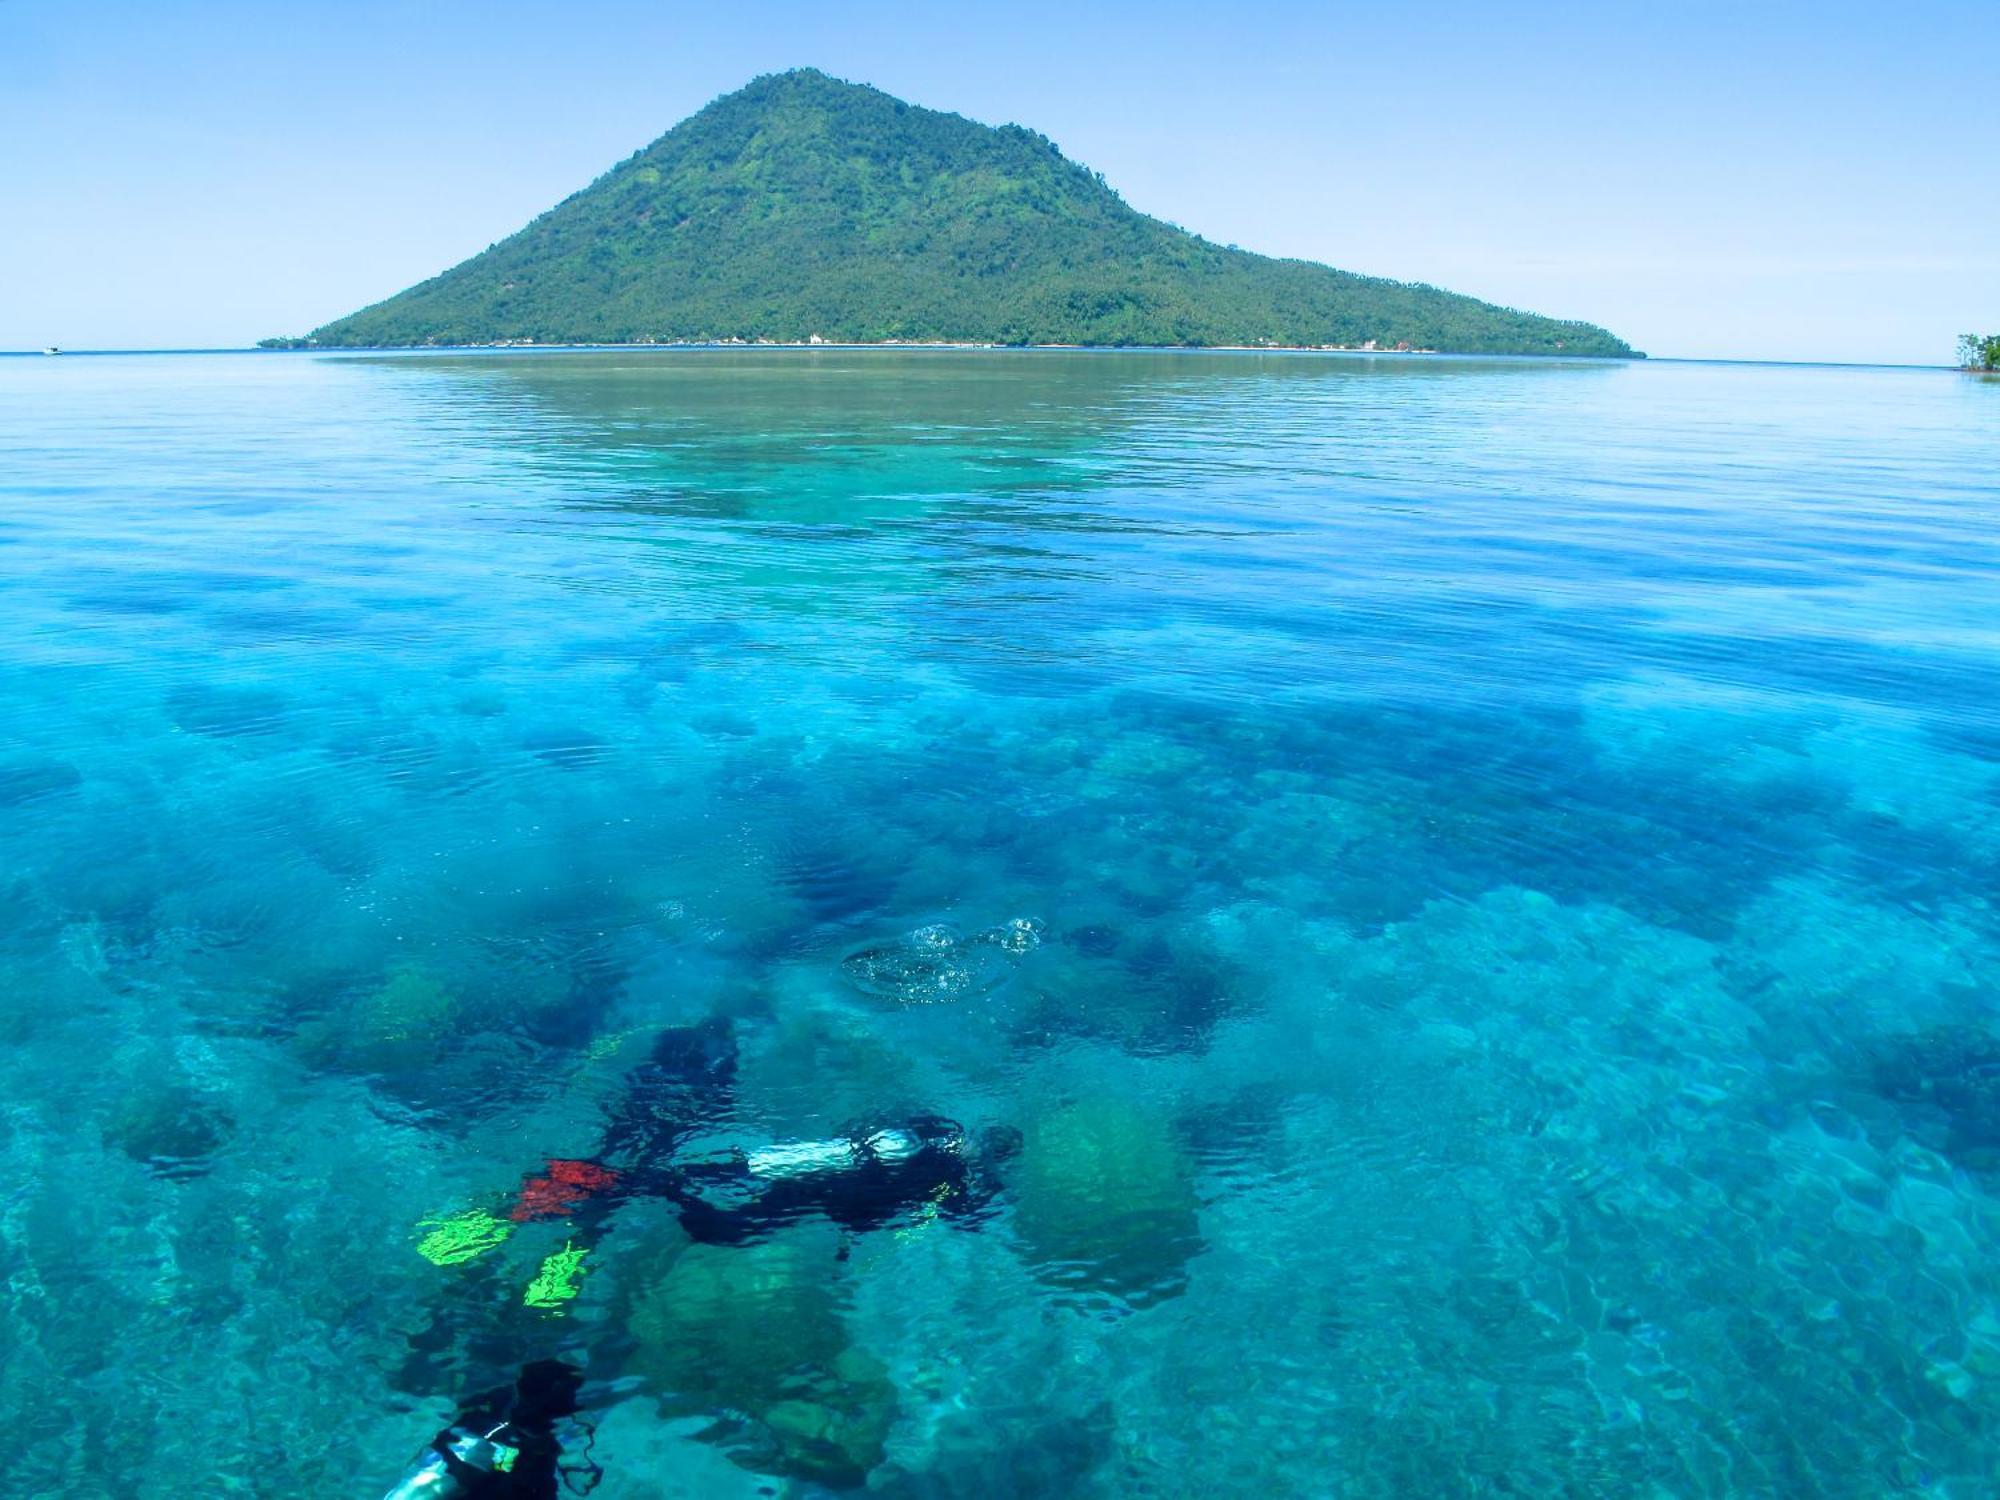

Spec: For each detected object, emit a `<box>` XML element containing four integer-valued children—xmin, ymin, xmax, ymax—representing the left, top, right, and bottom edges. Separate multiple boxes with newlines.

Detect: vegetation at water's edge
<box><xmin>1959</xmin><ymin>334</ymin><xmax>2000</xmax><ymax>372</ymax></box>
<box><xmin>298</xmin><ymin>70</ymin><xmax>1638</xmax><ymax>358</ymax></box>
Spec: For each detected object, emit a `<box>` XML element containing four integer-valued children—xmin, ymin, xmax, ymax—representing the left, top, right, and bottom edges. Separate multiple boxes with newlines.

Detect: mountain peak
<box><xmin>305</xmin><ymin>74</ymin><xmax>1636</xmax><ymax>356</ymax></box>
<box><xmin>749</xmin><ymin>66</ymin><xmax>866</xmax><ymax>91</ymax></box>
<box><xmin>721</xmin><ymin>66</ymin><xmax>868</xmax><ymax>104</ymax></box>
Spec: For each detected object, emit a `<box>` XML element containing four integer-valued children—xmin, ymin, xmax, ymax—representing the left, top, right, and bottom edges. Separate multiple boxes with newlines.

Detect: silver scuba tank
<box><xmin>382</xmin><ymin>1422</ymin><xmax>522</xmax><ymax>1499</ymax></box>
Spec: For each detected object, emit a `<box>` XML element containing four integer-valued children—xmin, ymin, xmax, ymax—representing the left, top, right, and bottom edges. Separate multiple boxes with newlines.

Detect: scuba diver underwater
<box><xmin>383</xmin><ymin>1017</ymin><xmax>1020</xmax><ymax>1498</ymax></box>
<box><xmin>383</xmin><ymin>1359</ymin><xmax>595</xmax><ymax>1500</ymax></box>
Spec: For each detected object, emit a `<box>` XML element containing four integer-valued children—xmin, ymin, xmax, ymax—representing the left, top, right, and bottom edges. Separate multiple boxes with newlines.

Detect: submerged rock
<box><xmin>1013</xmin><ymin>1097</ymin><xmax>1203</xmax><ymax>1310</ymax></box>
<box><xmin>345</xmin><ymin>964</ymin><xmax>464</xmax><ymax>1073</ymax></box>
<box><xmin>1869</xmin><ymin>1025</ymin><xmax>2000</xmax><ymax>1165</ymax></box>
<box><xmin>106</xmin><ymin>1084</ymin><xmax>234</xmax><ymax>1181</ymax></box>
<box><xmin>293</xmin><ymin>960</ymin><xmax>568</xmax><ymax>1127</ymax></box>
<box><xmin>624</xmin><ymin>1234</ymin><xmax>899</xmax><ymax>1486</ymax></box>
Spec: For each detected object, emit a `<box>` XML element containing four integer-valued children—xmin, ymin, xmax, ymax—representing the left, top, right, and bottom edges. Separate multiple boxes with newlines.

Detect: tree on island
<box><xmin>1959</xmin><ymin>334</ymin><xmax>2000</xmax><ymax>371</ymax></box>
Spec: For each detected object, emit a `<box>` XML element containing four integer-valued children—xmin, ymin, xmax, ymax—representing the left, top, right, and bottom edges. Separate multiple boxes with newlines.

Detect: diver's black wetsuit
<box><xmin>596</xmin><ymin>1016</ymin><xmax>741</xmax><ymax>1162</ymax></box>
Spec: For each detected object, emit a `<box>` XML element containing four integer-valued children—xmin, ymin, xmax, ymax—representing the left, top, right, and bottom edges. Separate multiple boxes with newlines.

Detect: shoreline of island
<box><xmin>250</xmin><ymin>337</ymin><xmax>1640</xmax><ymax>359</ymax></box>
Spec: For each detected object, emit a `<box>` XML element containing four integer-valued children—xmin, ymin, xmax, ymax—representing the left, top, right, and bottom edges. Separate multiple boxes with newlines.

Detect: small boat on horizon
<box><xmin>41</xmin><ymin>347</ymin><xmax>59</xmax><ymax>356</ymax></box>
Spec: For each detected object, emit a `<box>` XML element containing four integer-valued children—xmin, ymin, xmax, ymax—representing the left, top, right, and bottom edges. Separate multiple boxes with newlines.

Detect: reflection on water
<box><xmin>1</xmin><ymin>349</ymin><xmax>1998</xmax><ymax>1496</ymax></box>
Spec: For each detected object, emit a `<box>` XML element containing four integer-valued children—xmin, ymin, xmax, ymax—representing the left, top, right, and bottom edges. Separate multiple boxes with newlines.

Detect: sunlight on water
<box><xmin>1</xmin><ymin>349</ymin><xmax>1997</xmax><ymax>1497</ymax></box>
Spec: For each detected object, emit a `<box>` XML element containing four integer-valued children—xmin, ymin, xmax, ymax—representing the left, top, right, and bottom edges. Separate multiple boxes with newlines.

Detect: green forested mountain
<box><xmin>302</xmin><ymin>70</ymin><xmax>1637</xmax><ymax>356</ymax></box>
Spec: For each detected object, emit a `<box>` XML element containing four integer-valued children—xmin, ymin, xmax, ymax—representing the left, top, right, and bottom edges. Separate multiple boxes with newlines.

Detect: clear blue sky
<box><xmin>3</xmin><ymin>0</ymin><xmax>1994</xmax><ymax>363</ymax></box>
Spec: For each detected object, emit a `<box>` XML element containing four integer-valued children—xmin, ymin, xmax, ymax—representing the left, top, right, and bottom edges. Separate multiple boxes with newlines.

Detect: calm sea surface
<box><xmin>2</xmin><ymin>349</ymin><xmax>1997</xmax><ymax>1497</ymax></box>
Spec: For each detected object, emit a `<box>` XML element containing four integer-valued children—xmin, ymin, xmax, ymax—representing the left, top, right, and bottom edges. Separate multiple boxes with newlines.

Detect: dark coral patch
<box><xmin>106</xmin><ymin>1087</ymin><xmax>235</xmax><ymax>1181</ymax></box>
<box><xmin>0</xmin><ymin>759</ymin><xmax>82</xmax><ymax>808</ymax></box>
<box><xmin>1868</xmin><ymin>1025</ymin><xmax>2000</xmax><ymax>1165</ymax></box>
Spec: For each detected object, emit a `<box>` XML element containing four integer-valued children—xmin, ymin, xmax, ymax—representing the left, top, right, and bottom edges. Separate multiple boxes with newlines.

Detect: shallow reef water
<box><xmin>1</xmin><ymin>348</ymin><xmax>1998</xmax><ymax>1496</ymax></box>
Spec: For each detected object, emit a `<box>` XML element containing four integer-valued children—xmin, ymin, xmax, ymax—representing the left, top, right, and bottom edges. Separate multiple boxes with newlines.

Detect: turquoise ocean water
<box><xmin>2</xmin><ymin>349</ymin><xmax>1997</xmax><ymax>1497</ymax></box>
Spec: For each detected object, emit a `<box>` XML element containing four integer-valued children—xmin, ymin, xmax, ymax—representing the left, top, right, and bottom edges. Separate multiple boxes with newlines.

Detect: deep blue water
<box><xmin>2</xmin><ymin>349</ymin><xmax>1998</xmax><ymax>1497</ymax></box>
